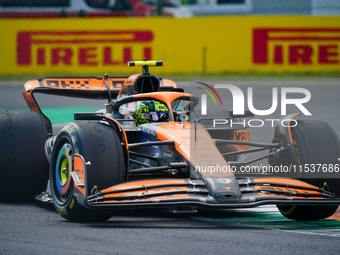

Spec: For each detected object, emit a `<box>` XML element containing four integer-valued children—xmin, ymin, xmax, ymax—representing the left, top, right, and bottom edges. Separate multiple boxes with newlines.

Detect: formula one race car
<box><xmin>1</xmin><ymin>60</ymin><xmax>340</xmax><ymax>222</ymax></box>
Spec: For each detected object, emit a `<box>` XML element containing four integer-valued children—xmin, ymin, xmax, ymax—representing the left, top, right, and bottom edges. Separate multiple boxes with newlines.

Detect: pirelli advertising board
<box><xmin>0</xmin><ymin>16</ymin><xmax>339</xmax><ymax>75</ymax></box>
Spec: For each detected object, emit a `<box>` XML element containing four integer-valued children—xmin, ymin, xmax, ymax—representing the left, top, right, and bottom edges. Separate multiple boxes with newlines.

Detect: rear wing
<box><xmin>23</xmin><ymin>76</ymin><xmax>127</xmax><ymax>99</ymax></box>
<box><xmin>22</xmin><ymin>76</ymin><xmax>128</xmax><ymax>135</ymax></box>
<box><xmin>22</xmin><ymin>60</ymin><xmax>178</xmax><ymax>135</ymax></box>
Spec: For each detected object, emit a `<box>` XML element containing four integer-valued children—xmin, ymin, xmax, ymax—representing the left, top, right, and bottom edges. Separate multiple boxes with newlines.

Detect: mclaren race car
<box><xmin>1</xmin><ymin>60</ymin><xmax>340</xmax><ymax>222</ymax></box>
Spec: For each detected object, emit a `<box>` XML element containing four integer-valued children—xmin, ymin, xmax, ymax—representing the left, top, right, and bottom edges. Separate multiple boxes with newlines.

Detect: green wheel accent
<box><xmin>60</xmin><ymin>158</ymin><xmax>68</xmax><ymax>185</ymax></box>
<box><xmin>54</xmin><ymin>143</ymin><xmax>73</xmax><ymax>200</ymax></box>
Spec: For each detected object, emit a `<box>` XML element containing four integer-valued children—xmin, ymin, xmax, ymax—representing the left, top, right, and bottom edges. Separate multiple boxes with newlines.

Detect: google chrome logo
<box><xmin>217</xmin><ymin>178</ymin><xmax>231</xmax><ymax>184</ymax></box>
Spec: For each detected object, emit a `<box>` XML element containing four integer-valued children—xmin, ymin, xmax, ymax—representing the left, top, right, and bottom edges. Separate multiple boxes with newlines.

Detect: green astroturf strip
<box><xmin>41</xmin><ymin>107</ymin><xmax>100</xmax><ymax>124</ymax></box>
<box><xmin>0</xmin><ymin>108</ymin><xmax>29</xmax><ymax>111</ymax></box>
<box><xmin>241</xmin><ymin>219</ymin><xmax>340</xmax><ymax>230</ymax></box>
<box><xmin>0</xmin><ymin>107</ymin><xmax>100</xmax><ymax>124</ymax></box>
<box><xmin>211</xmin><ymin>213</ymin><xmax>284</xmax><ymax>221</ymax></box>
<box><xmin>210</xmin><ymin>212</ymin><xmax>340</xmax><ymax>230</ymax></box>
<box><xmin>213</xmin><ymin>216</ymin><xmax>286</xmax><ymax>221</ymax></box>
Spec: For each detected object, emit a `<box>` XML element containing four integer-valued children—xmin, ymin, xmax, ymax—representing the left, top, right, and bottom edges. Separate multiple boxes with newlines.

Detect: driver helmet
<box><xmin>134</xmin><ymin>100</ymin><xmax>168</xmax><ymax>124</ymax></box>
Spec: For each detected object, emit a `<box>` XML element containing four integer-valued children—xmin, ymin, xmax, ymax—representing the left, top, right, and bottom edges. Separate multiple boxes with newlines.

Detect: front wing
<box><xmin>73</xmin><ymin>155</ymin><xmax>340</xmax><ymax>209</ymax></box>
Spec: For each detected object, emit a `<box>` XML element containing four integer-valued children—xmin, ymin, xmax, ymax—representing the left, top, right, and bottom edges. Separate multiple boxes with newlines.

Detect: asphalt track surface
<box><xmin>1</xmin><ymin>79</ymin><xmax>340</xmax><ymax>255</ymax></box>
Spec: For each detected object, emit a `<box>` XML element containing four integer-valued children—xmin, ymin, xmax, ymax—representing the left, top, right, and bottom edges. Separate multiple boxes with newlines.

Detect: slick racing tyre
<box><xmin>50</xmin><ymin>122</ymin><xmax>125</xmax><ymax>222</ymax></box>
<box><xmin>277</xmin><ymin>205</ymin><xmax>338</xmax><ymax>221</ymax></box>
<box><xmin>276</xmin><ymin>120</ymin><xmax>340</xmax><ymax>220</ymax></box>
<box><xmin>0</xmin><ymin>111</ymin><xmax>49</xmax><ymax>201</ymax></box>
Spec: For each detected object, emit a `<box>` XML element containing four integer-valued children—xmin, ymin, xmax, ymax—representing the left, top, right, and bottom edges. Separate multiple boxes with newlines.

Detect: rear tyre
<box><xmin>50</xmin><ymin>122</ymin><xmax>124</xmax><ymax>222</ymax></box>
<box><xmin>0</xmin><ymin>111</ymin><xmax>49</xmax><ymax>201</ymax></box>
<box><xmin>276</xmin><ymin>120</ymin><xmax>340</xmax><ymax>220</ymax></box>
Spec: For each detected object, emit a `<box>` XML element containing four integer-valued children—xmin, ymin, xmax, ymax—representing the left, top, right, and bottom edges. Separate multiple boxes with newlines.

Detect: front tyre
<box><xmin>278</xmin><ymin>205</ymin><xmax>338</xmax><ymax>221</ymax></box>
<box><xmin>50</xmin><ymin>122</ymin><xmax>125</xmax><ymax>222</ymax></box>
<box><xmin>276</xmin><ymin>120</ymin><xmax>340</xmax><ymax>220</ymax></box>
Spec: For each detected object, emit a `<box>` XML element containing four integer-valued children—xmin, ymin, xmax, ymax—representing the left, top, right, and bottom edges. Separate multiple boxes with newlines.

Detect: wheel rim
<box><xmin>54</xmin><ymin>142</ymin><xmax>74</xmax><ymax>204</ymax></box>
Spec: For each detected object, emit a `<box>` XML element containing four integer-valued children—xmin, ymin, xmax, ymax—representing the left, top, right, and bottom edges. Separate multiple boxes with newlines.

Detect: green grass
<box><xmin>0</xmin><ymin>107</ymin><xmax>100</xmax><ymax>125</ymax></box>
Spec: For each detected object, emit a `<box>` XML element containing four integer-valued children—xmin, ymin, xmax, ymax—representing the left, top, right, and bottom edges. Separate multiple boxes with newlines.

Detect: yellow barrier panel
<box><xmin>0</xmin><ymin>16</ymin><xmax>339</xmax><ymax>75</ymax></box>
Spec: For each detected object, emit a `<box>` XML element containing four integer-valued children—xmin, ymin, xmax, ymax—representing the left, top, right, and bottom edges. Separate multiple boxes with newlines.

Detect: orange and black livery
<box><xmin>1</xmin><ymin>59</ymin><xmax>340</xmax><ymax>222</ymax></box>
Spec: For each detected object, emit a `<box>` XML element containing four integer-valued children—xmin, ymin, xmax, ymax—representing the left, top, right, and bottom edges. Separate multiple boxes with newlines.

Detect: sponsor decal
<box><xmin>253</xmin><ymin>28</ymin><xmax>340</xmax><ymax>65</ymax></box>
<box><xmin>69</xmin><ymin>198</ymin><xmax>75</xmax><ymax>210</ymax></box>
<box><xmin>234</xmin><ymin>130</ymin><xmax>250</xmax><ymax>142</ymax></box>
<box><xmin>217</xmin><ymin>178</ymin><xmax>232</xmax><ymax>184</ymax></box>
<box><xmin>17</xmin><ymin>30</ymin><xmax>153</xmax><ymax>67</ymax></box>
<box><xmin>41</xmin><ymin>78</ymin><xmax>124</xmax><ymax>90</ymax></box>
<box><xmin>124</xmin><ymin>114</ymin><xmax>133</xmax><ymax>119</ymax></box>
<box><xmin>45</xmin><ymin>79</ymin><xmax>90</xmax><ymax>89</ymax></box>
<box><xmin>179</xmin><ymin>113</ymin><xmax>189</xmax><ymax>121</ymax></box>
<box><xmin>57</xmin><ymin>208</ymin><xmax>67</xmax><ymax>215</ymax></box>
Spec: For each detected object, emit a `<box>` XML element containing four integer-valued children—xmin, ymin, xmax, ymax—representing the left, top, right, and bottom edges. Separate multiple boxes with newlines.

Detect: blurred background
<box><xmin>1</xmin><ymin>0</ymin><xmax>340</xmax><ymax>17</ymax></box>
<box><xmin>0</xmin><ymin>0</ymin><xmax>339</xmax><ymax>77</ymax></box>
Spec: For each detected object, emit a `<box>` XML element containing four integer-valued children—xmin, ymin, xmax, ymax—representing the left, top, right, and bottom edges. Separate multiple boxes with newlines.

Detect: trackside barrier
<box><xmin>0</xmin><ymin>16</ymin><xmax>340</xmax><ymax>75</ymax></box>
